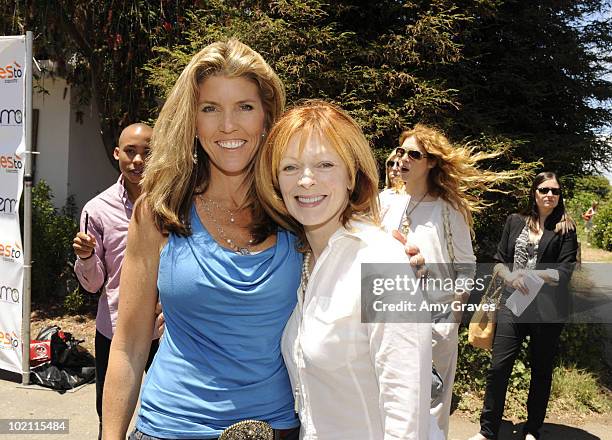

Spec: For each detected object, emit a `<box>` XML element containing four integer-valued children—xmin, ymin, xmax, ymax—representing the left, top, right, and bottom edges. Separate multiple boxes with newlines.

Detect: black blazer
<box><xmin>494</xmin><ymin>213</ymin><xmax>578</xmax><ymax>322</ymax></box>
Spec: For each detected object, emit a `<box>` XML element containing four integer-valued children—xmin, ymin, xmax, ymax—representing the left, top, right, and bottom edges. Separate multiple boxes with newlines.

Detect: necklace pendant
<box><xmin>238</xmin><ymin>247</ymin><xmax>251</xmax><ymax>256</ymax></box>
<box><xmin>401</xmin><ymin>217</ymin><xmax>411</xmax><ymax>236</ymax></box>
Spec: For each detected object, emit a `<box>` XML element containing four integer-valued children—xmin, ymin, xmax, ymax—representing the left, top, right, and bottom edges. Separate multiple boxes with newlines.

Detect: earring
<box><xmin>261</xmin><ymin>131</ymin><xmax>266</xmax><ymax>139</ymax></box>
<box><xmin>193</xmin><ymin>137</ymin><xmax>199</xmax><ymax>165</ymax></box>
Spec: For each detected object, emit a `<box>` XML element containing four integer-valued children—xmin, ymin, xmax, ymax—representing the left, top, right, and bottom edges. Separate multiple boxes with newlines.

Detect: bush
<box><xmin>565</xmin><ymin>190</ymin><xmax>599</xmax><ymax>226</ymax></box>
<box><xmin>591</xmin><ymin>200</ymin><xmax>612</xmax><ymax>251</ymax></box>
<box><xmin>63</xmin><ymin>285</ymin><xmax>85</xmax><ymax>314</ymax></box>
<box><xmin>455</xmin><ymin>325</ymin><xmax>530</xmax><ymax>396</ymax></box>
<box><xmin>23</xmin><ymin>181</ymin><xmax>79</xmax><ymax>301</ymax></box>
<box><xmin>573</xmin><ymin>175</ymin><xmax>611</xmax><ymax>200</ymax></box>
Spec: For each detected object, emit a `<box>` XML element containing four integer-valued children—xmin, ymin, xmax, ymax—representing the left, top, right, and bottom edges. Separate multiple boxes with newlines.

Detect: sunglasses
<box><xmin>536</xmin><ymin>187</ymin><xmax>561</xmax><ymax>196</ymax></box>
<box><xmin>386</xmin><ymin>160</ymin><xmax>400</xmax><ymax>168</ymax></box>
<box><xmin>404</xmin><ymin>150</ymin><xmax>428</xmax><ymax>161</ymax></box>
<box><xmin>395</xmin><ymin>147</ymin><xmax>406</xmax><ymax>156</ymax></box>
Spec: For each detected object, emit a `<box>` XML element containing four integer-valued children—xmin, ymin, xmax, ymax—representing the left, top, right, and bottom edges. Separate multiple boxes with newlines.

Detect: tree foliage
<box><xmin>2</xmin><ymin>0</ymin><xmax>611</xmax><ymax>255</ymax></box>
<box><xmin>444</xmin><ymin>0</ymin><xmax>612</xmax><ymax>177</ymax></box>
<box><xmin>144</xmin><ymin>0</ymin><xmax>541</xmax><ymax>256</ymax></box>
<box><xmin>1</xmin><ymin>0</ymin><xmax>197</xmax><ymax>165</ymax></box>
<box><xmin>573</xmin><ymin>174</ymin><xmax>611</xmax><ymax>199</ymax></box>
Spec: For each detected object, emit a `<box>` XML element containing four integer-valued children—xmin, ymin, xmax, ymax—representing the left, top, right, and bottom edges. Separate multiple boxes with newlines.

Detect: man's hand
<box><xmin>154</xmin><ymin>302</ymin><xmax>165</xmax><ymax>338</ymax></box>
<box><xmin>73</xmin><ymin>232</ymin><xmax>96</xmax><ymax>259</ymax></box>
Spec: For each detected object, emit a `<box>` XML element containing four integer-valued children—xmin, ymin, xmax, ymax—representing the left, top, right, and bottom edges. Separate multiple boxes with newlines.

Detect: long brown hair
<box><xmin>399</xmin><ymin>124</ymin><xmax>518</xmax><ymax>231</ymax></box>
<box><xmin>525</xmin><ymin>171</ymin><xmax>574</xmax><ymax>234</ymax></box>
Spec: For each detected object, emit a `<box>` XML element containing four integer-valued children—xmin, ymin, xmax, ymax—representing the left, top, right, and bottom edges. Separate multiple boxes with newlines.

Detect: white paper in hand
<box><xmin>505</xmin><ymin>272</ymin><xmax>545</xmax><ymax>317</ymax></box>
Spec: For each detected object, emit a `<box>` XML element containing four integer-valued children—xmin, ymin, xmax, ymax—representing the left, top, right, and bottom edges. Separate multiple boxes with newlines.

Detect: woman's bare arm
<box><xmin>102</xmin><ymin>204</ymin><xmax>165</xmax><ymax>439</ymax></box>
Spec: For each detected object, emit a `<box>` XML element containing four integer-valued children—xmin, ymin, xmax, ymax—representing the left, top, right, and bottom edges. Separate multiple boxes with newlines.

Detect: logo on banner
<box><xmin>0</xmin><ymin>154</ymin><xmax>23</xmax><ymax>173</ymax></box>
<box><xmin>0</xmin><ymin>195</ymin><xmax>18</xmax><ymax>215</ymax></box>
<box><xmin>0</xmin><ymin>242</ymin><xmax>22</xmax><ymax>262</ymax></box>
<box><xmin>0</xmin><ymin>61</ymin><xmax>22</xmax><ymax>84</ymax></box>
<box><xmin>0</xmin><ymin>285</ymin><xmax>19</xmax><ymax>304</ymax></box>
<box><xmin>0</xmin><ymin>330</ymin><xmax>19</xmax><ymax>350</ymax></box>
<box><xmin>0</xmin><ymin>108</ymin><xmax>23</xmax><ymax>126</ymax></box>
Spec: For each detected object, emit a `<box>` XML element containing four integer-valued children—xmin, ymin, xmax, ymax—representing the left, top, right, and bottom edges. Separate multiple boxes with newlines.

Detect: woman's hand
<box><xmin>532</xmin><ymin>269</ymin><xmax>559</xmax><ymax>286</ymax></box>
<box><xmin>504</xmin><ymin>270</ymin><xmax>530</xmax><ymax>295</ymax></box>
<box><xmin>392</xmin><ymin>230</ymin><xmax>427</xmax><ymax>277</ymax></box>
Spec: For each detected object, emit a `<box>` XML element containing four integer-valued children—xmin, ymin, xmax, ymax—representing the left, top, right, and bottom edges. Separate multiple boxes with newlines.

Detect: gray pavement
<box><xmin>0</xmin><ymin>378</ymin><xmax>609</xmax><ymax>439</ymax></box>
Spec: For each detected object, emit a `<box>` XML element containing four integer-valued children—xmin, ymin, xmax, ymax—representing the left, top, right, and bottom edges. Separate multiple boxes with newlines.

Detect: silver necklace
<box><xmin>201</xmin><ymin>197</ymin><xmax>238</xmax><ymax>223</ymax></box>
<box><xmin>400</xmin><ymin>193</ymin><xmax>428</xmax><ymax>235</ymax></box>
<box><xmin>199</xmin><ymin>197</ymin><xmax>254</xmax><ymax>255</ymax></box>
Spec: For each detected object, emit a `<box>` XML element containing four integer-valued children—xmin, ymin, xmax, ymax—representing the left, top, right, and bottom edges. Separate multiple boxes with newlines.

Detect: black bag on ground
<box><xmin>30</xmin><ymin>325</ymin><xmax>95</xmax><ymax>391</ymax></box>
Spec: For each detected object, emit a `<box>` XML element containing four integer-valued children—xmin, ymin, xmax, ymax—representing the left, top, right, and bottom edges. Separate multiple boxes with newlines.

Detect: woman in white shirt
<box><xmin>256</xmin><ymin>100</ymin><xmax>432</xmax><ymax>440</ymax></box>
<box><xmin>380</xmin><ymin>124</ymin><xmax>516</xmax><ymax>438</ymax></box>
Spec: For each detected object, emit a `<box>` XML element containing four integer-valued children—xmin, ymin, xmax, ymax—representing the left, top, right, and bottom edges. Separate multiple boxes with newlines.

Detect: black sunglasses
<box><xmin>404</xmin><ymin>150</ymin><xmax>428</xmax><ymax>161</ymax></box>
<box><xmin>536</xmin><ymin>187</ymin><xmax>561</xmax><ymax>196</ymax></box>
<box><xmin>386</xmin><ymin>160</ymin><xmax>400</xmax><ymax>168</ymax></box>
<box><xmin>395</xmin><ymin>147</ymin><xmax>406</xmax><ymax>156</ymax></box>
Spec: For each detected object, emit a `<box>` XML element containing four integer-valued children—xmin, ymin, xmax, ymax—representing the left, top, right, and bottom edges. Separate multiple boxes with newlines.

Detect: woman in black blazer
<box><xmin>470</xmin><ymin>171</ymin><xmax>578</xmax><ymax>440</ymax></box>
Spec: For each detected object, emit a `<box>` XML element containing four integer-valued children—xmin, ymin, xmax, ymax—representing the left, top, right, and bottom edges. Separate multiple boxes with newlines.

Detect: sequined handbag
<box><xmin>218</xmin><ymin>420</ymin><xmax>274</xmax><ymax>440</ymax></box>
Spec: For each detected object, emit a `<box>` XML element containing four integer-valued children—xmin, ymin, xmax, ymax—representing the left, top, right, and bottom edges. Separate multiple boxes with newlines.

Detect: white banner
<box><xmin>0</xmin><ymin>36</ymin><xmax>26</xmax><ymax>374</ymax></box>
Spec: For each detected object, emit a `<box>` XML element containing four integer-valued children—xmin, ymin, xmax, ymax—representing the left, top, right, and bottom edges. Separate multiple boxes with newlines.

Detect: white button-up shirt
<box><xmin>281</xmin><ymin>220</ymin><xmax>432</xmax><ymax>440</ymax></box>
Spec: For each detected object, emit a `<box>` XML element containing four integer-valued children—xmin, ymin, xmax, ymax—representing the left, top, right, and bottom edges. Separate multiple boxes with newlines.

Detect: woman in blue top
<box><xmin>102</xmin><ymin>39</ymin><xmax>301</xmax><ymax>439</ymax></box>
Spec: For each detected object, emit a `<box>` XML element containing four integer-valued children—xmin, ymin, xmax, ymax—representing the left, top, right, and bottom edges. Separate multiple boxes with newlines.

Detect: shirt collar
<box><xmin>328</xmin><ymin>218</ymin><xmax>383</xmax><ymax>245</ymax></box>
<box><xmin>117</xmin><ymin>175</ymin><xmax>134</xmax><ymax>210</ymax></box>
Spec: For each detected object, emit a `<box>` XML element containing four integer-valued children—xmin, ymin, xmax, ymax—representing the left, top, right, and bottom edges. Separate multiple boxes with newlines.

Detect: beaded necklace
<box><xmin>300</xmin><ymin>251</ymin><xmax>312</xmax><ymax>300</ymax></box>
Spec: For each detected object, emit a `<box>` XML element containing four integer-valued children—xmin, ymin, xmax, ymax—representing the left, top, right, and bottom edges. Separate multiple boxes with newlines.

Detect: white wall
<box><xmin>32</xmin><ymin>75</ymin><xmax>117</xmax><ymax>215</ymax></box>
<box><xmin>32</xmin><ymin>76</ymin><xmax>70</xmax><ymax>208</ymax></box>
<box><xmin>67</xmin><ymin>92</ymin><xmax>118</xmax><ymax>215</ymax></box>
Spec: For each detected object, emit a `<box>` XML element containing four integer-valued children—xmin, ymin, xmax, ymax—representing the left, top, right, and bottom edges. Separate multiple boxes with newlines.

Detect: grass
<box><xmin>455</xmin><ymin>365</ymin><xmax>612</xmax><ymax>423</ymax></box>
<box><xmin>549</xmin><ymin>365</ymin><xmax>612</xmax><ymax>416</ymax></box>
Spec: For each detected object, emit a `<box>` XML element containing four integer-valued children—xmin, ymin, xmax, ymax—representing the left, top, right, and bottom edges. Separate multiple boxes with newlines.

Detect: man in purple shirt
<box><xmin>72</xmin><ymin>123</ymin><xmax>159</xmax><ymax>439</ymax></box>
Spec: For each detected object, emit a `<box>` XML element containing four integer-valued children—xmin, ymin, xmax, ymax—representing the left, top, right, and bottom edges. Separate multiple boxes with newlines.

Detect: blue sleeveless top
<box><xmin>136</xmin><ymin>205</ymin><xmax>301</xmax><ymax>439</ymax></box>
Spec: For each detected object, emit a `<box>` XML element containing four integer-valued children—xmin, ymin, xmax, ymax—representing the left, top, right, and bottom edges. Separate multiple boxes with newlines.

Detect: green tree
<box><xmin>574</xmin><ymin>174</ymin><xmax>611</xmax><ymax>199</ymax></box>
<box><xmin>145</xmin><ymin>0</ymin><xmax>537</xmax><ymax>256</ymax></box>
<box><xmin>1</xmin><ymin>0</ymin><xmax>198</xmax><ymax>166</ymax></box>
<box><xmin>3</xmin><ymin>1</ymin><xmax>610</xmax><ymax>256</ymax></box>
<box><xmin>444</xmin><ymin>0</ymin><xmax>612</xmax><ymax>176</ymax></box>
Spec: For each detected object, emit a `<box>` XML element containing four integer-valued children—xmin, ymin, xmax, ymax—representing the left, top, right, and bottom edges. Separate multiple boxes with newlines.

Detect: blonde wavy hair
<box><xmin>256</xmin><ymin>100</ymin><xmax>380</xmax><ymax>248</ymax></box>
<box><xmin>399</xmin><ymin>124</ymin><xmax>516</xmax><ymax>230</ymax></box>
<box><xmin>140</xmin><ymin>39</ymin><xmax>285</xmax><ymax>238</ymax></box>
